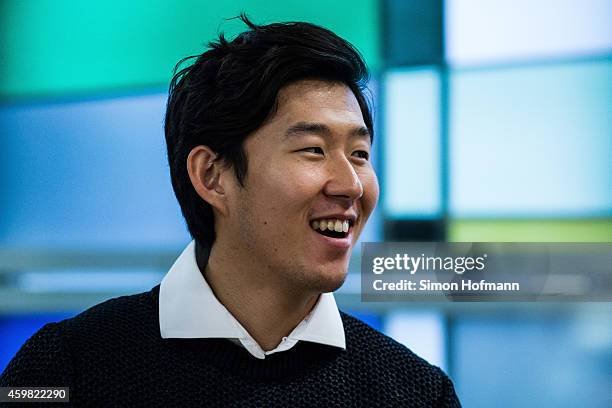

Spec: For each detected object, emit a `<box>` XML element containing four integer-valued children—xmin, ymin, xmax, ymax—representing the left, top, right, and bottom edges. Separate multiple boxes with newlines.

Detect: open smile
<box><xmin>309</xmin><ymin>218</ymin><xmax>355</xmax><ymax>250</ymax></box>
<box><xmin>310</xmin><ymin>219</ymin><xmax>350</xmax><ymax>238</ymax></box>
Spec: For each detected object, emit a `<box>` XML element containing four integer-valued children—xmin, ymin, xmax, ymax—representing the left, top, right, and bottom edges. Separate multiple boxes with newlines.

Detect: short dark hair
<box><xmin>164</xmin><ymin>14</ymin><xmax>373</xmax><ymax>248</ymax></box>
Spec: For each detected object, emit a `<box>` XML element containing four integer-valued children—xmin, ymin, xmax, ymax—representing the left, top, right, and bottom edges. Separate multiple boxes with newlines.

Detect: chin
<box><xmin>283</xmin><ymin>257</ymin><xmax>350</xmax><ymax>294</ymax></box>
<box><xmin>310</xmin><ymin>266</ymin><xmax>348</xmax><ymax>293</ymax></box>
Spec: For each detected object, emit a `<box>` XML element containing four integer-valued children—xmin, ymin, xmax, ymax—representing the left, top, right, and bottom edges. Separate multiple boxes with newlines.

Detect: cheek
<box><xmin>264</xmin><ymin>163</ymin><xmax>324</xmax><ymax>204</ymax></box>
<box><xmin>238</xmin><ymin>177</ymin><xmax>311</xmax><ymax>233</ymax></box>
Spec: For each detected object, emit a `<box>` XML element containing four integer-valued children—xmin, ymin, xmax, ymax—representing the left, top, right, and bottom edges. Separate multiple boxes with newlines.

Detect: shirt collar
<box><xmin>159</xmin><ymin>241</ymin><xmax>345</xmax><ymax>351</ymax></box>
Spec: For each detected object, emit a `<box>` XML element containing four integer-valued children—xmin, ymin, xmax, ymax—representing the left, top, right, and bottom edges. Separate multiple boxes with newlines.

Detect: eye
<box><xmin>352</xmin><ymin>150</ymin><xmax>370</xmax><ymax>160</ymax></box>
<box><xmin>301</xmin><ymin>147</ymin><xmax>324</xmax><ymax>155</ymax></box>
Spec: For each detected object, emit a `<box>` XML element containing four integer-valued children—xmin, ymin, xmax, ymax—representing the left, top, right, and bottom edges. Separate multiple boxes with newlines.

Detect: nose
<box><xmin>323</xmin><ymin>156</ymin><xmax>364</xmax><ymax>201</ymax></box>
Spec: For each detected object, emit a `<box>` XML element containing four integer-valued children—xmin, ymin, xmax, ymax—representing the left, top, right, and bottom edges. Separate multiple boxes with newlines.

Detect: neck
<box><xmin>196</xmin><ymin>241</ymin><xmax>319</xmax><ymax>351</ymax></box>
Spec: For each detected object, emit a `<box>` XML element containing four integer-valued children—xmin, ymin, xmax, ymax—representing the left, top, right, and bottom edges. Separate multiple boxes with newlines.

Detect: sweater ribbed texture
<box><xmin>1</xmin><ymin>286</ymin><xmax>461</xmax><ymax>407</ymax></box>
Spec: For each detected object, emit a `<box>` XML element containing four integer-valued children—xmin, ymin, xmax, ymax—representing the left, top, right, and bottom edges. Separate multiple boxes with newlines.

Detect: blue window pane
<box><xmin>446</xmin><ymin>0</ymin><xmax>612</xmax><ymax>67</ymax></box>
<box><xmin>384</xmin><ymin>311</ymin><xmax>447</xmax><ymax>371</ymax></box>
<box><xmin>383</xmin><ymin>0</ymin><xmax>443</xmax><ymax>66</ymax></box>
<box><xmin>450</xmin><ymin>60</ymin><xmax>612</xmax><ymax>217</ymax></box>
<box><xmin>383</xmin><ymin>69</ymin><xmax>441</xmax><ymax>218</ymax></box>
<box><xmin>16</xmin><ymin>270</ymin><xmax>163</xmax><ymax>293</ymax></box>
<box><xmin>453</xmin><ymin>314</ymin><xmax>612</xmax><ymax>408</ymax></box>
<box><xmin>0</xmin><ymin>93</ymin><xmax>190</xmax><ymax>249</ymax></box>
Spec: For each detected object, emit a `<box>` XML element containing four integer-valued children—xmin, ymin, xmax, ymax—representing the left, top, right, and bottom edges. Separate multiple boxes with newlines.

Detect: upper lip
<box><xmin>310</xmin><ymin>213</ymin><xmax>357</xmax><ymax>226</ymax></box>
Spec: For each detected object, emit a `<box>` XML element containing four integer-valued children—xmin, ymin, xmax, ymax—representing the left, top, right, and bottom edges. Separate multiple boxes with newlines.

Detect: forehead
<box><xmin>273</xmin><ymin>79</ymin><xmax>365</xmax><ymax>126</ymax></box>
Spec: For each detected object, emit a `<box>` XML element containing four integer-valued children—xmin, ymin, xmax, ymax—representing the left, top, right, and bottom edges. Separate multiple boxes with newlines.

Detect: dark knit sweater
<box><xmin>1</xmin><ymin>286</ymin><xmax>461</xmax><ymax>407</ymax></box>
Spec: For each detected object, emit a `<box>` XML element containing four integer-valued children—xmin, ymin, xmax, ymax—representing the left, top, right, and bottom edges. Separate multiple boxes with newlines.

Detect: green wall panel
<box><xmin>0</xmin><ymin>0</ymin><xmax>380</xmax><ymax>99</ymax></box>
<box><xmin>449</xmin><ymin>220</ymin><xmax>612</xmax><ymax>242</ymax></box>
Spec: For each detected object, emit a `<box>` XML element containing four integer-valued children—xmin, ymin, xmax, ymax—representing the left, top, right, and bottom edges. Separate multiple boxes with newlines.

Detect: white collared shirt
<box><xmin>159</xmin><ymin>241</ymin><xmax>346</xmax><ymax>359</ymax></box>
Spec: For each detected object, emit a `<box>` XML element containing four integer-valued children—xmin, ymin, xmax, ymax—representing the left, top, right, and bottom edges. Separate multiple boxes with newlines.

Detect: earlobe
<box><xmin>187</xmin><ymin>146</ymin><xmax>228</xmax><ymax>214</ymax></box>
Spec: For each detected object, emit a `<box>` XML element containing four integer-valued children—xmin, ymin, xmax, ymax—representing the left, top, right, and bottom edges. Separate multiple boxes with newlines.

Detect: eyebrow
<box><xmin>284</xmin><ymin>121</ymin><xmax>371</xmax><ymax>141</ymax></box>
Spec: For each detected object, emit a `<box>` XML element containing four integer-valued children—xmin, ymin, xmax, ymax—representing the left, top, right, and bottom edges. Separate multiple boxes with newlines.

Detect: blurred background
<box><xmin>1</xmin><ymin>0</ymin><xmax>611</xmax><ymax>406</ymax></box>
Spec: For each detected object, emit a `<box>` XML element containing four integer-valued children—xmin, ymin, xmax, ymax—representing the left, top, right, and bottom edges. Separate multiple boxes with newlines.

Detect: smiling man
<box><xmin>180</xmin><ymin>79</ymin><xmax>379</xmax><ymax>355</ymax></box>
<box><xmin>1</xmin><ymin>16</ymin><xmax>460</xmax><ymax>407</ymax></box>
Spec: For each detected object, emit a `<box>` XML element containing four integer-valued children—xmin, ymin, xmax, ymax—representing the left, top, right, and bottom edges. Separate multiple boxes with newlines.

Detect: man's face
<box><xmin>221</xmin><ymin>79</ymin><xmax>379</xmax><ymax>294</ymax></box>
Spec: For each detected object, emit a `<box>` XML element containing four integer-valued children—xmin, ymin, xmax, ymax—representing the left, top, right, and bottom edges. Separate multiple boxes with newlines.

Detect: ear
<box><xmin>187</xmin><ymin>145</ymin><xmax>230</xmax><ymax>216</ymax></box>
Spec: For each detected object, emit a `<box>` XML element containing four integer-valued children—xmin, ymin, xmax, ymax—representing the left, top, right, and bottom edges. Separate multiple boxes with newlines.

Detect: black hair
<box><xmin>164</xmin><ymin>14</ymin><xmax>373</xmax><ymax>248</ymax></box>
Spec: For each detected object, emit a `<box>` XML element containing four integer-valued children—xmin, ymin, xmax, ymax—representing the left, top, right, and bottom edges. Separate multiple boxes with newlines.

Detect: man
<box><xmin>1</xmin><ymin>16</ymin><xmax>461</xmax><ymax>407</ymax></box>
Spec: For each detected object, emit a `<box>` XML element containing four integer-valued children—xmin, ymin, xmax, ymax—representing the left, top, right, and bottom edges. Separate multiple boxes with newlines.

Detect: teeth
<box><xmin>310</xmin><ymin>219</ymin><xmax>352</xmax><ymax>235</ymax></box>
<box><xmin>334</xmin><ymin>220</ymin><xmax>342</xmax><ymax>232</ymax></box>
